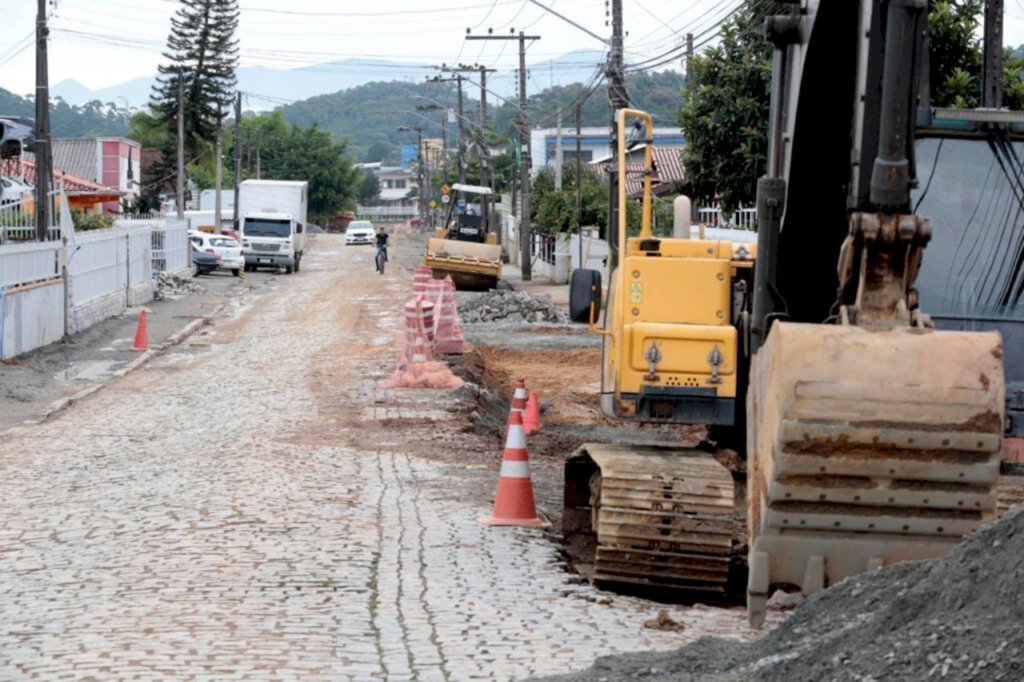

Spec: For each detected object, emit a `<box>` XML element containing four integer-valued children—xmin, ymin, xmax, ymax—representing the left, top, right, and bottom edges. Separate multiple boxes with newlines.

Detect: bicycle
<box><xmin>375</xmin><ymin>246</ymin><xmax>388</xmax><ymax>275</ymax></box>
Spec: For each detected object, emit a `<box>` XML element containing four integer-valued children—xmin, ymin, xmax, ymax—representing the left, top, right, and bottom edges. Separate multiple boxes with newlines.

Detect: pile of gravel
<box><xmin>154</xmin><ymin>272</ymin><xmax>205</xmax><ymax>300</ymax></box>
<box><xmin>540</xmin><ymin>508</ymin><xmax>1024</xmax><ymax>681</ymax></box>
<box><xmin>461</xmin><ymin>290</ymin><xmax>569</xmax><ymax>324</ymax></box>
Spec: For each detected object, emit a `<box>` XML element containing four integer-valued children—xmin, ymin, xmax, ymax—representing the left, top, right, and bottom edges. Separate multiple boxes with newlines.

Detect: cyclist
<box><xmin>374</xmin><ymin>226</ymin><xmax>389</xmax><ymax>273</ymax></box>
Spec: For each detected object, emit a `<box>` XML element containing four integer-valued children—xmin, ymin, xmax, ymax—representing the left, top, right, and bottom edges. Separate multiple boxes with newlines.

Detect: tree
<box><xmin>225</xmin><ymin>111</ymin><xmax>360</xmax><ymax>224</ymax></box>
<box><xmin>677</xmin><ymin>1</ymin><xmax>781</xmax><ymax>212</ymax></box>
<box><xmin>362</xmin><ymin>140</ymin><xmax>393</xmax><ymax>164</ymax></box>
<box><xmin>358</xmin><ymin>171</ymin><xmax>381</xmax><ymax>205</ymax></box>
<box><xmin>678</xmin><ymin>0</ymin><xmax>1023</xmax><ymax>212</ymax></box>
<box><xmin>150</xmin><ymin>0</ymin><xmax>239</xmax><ymax>172</ymax></box>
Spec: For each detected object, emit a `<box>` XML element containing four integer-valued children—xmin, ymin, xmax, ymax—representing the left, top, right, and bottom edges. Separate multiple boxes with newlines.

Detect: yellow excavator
<box><xmin>566</xmin><ymin>0</ymin><xmax>1018</xmax><ymax>626</ymax></box>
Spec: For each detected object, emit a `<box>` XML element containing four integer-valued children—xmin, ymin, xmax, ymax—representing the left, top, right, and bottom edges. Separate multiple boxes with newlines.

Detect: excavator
<box><xmin>566</xmin><ymin>0</ymin><xmax>1021</xmax><ymax>626</ymax></box>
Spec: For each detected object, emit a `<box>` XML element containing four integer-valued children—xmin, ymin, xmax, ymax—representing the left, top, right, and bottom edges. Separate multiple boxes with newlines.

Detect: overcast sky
<box><xmin>2</xmin><ymin>0</ymin><xmax>1024</xmax><ymax>101</ymax></box>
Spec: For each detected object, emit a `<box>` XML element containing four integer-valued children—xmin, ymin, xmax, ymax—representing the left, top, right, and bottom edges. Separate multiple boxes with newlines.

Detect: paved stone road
<box><xmin>0</xmin><ymin>236</ymin><xmax>766</xmax><ymax>681</ymax></box>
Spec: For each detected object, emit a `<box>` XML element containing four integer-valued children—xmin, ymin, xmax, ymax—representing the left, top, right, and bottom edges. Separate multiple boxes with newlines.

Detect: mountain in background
<box><xmin>47</xmin><ymin>49</ymin><xmax>613</xmax><ymax>109</ymax></box>
<box><xmin>0</xmin><ymin>87</ymin><xmax>131</xmax><ymax>139</ymax></box>
<box><xmin>279</xmin><ymin>69</ymin><xmax>685</xmax><ymax>162</ymax></box>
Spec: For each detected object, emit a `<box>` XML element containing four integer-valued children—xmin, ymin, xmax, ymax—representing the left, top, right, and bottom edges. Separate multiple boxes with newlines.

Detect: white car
<box><xmin>188</xmin><ymin>231</ymin><xmax>244</xmax><ymax>276</ymax></box>
<box><xmin>1</xmin><ymin>176</ymin><xmax>32</xmax><ymax>206</ymax></box>
<box><xmin>345</xmin><ymin>221</ymin><xmax>375</xmax><ymax>245</ymax></box>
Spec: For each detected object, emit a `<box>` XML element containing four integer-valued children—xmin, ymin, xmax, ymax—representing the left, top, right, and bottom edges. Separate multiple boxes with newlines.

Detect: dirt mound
<box><xmin>461</xmin><ymin>290</ymin><xmax>570</xmax><ymax>324</ymax></box>
<box><xmin>537</xmin><ymin>508</ymin><xmax>1024</xmax><ymax>681</ymax></box>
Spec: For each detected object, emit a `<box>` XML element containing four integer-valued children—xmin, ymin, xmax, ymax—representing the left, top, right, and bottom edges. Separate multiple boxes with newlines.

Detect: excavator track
<box><xmin>746</xmin><ymin>322</ymin><xmax>1006</xmax><ymax>626</ymax></box>
<box><xmin>564</xmin><ymin>444</ymin><xmax>743</xmax><ymax>598</ymax></box>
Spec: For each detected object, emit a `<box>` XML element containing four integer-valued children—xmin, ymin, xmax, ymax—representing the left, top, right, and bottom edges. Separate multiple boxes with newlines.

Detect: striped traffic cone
<box><xmin>480</xmin><ymin>411</ymin><xmax>548</xmax><ymax>527</ymax></box>
<box><xmin>508</xmin><ymin>378</ymin><xmax>528</xmax><ymax>425</ymax></box>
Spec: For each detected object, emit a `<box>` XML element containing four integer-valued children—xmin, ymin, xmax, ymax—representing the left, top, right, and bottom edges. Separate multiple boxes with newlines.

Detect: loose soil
<box><xmin>539</xmin><ymin>509</ymin><xmax>1024</xmax><ymax>681</ymax></box>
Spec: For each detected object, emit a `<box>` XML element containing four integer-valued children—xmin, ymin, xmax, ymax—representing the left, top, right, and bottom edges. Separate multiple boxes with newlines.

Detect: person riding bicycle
<box><xmin>374</xmin><ymin>227</ymin><xmax>389</xmax><ymax>272</ymax></box>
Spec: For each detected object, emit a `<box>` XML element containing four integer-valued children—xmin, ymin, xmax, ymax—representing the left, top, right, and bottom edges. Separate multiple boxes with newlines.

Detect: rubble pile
<box><xmin>461</xmin><ymin>290</ymin><xmax>569</xmax><ymax>324</ymax></box>
<box><xmin>154</xmin><ymin>272</ymin><xmax>205</xmax><ymax>300</ymax></box>
<box><xmin>542</xmin><ymin>509</ymin><xmax>1024</xmax><ymax>681</ymax></box>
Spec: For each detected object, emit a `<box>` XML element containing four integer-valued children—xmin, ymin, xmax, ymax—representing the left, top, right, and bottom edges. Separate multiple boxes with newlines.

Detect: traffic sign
<box><xmin>441</xmin><ymin>184</ymin><xmax>451</xmax><ymax>195</ymax></box>
<box><xmin>429</xmin><ymin>200</ymin><xmax>437</xmax><ymax>209</ymax></box>
<box><xmin>441</xmin><ymin>194</ymin><xmax>450</xmax><ymax>204</ymax></box>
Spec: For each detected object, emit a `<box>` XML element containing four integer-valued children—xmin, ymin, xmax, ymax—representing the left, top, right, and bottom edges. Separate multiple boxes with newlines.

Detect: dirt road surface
<box><xmin>0</xmin><ymin>235</ymin><xmax>765</xmax><ymax>681</ymax></box>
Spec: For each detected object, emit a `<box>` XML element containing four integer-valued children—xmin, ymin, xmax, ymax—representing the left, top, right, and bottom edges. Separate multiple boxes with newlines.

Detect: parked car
<box><xmin>0</xmin><ymin>176</ymin><xmax>32</xmax><ymax>206</ymax></box>
<box><xmin>191</xmin><ymin>242</ymin><xmax>219</xmax><ymax>277</ymax></box>
<box><xmin>0</xmin><ymin>117</ymin><xmax>35</xmax><ymax>159</ymax></box>
<box><xmin>345</xmin><ymin>220</ymin><xmax>375</xmax><ymax>245</ymax></box>
<box><xmin>189</xmin><ymin>230</ymin><xmax>244</xmax><ymax>276</ymax></box>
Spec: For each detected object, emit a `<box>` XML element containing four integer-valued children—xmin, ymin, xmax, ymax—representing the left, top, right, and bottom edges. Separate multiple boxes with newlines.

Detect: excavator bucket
<box><xmin>424</xmin><ymin>237</ymin><xmax>503</xmax><ymax>291</ymax></box>
<box><xmin>746</xmin><ymin>322</ymin><xmax>1005</xmax><ymax>626</ymax></box>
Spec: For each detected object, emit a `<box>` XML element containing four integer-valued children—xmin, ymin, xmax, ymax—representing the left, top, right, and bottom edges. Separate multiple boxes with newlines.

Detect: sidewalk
<box><xmin>501</xmin><ymin>262</ymin><xmax>569</xmax><ymax>310</ymax></box>
<box><xmin>0</xmin><ymin>271</ymin><xmax>277</xmax><ymax>435</ymax></box>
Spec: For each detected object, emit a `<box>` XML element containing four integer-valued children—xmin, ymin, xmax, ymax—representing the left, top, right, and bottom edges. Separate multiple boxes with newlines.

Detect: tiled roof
<box><xmin>593</xmin><ymin>145</ymin><xmax>687</xmax><ymax>197</ymax></box>
<box><xmin>0</xmin><ymin>158</ymin><xmax>121</xmax><ymax>195</ymax></box>
<box><xmin>51</xmin><ymin>139</ymin><xmax>98</xmax><ymax>182</ymax></box>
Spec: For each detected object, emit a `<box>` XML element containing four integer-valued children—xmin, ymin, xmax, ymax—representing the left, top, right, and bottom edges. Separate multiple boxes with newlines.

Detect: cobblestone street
<box><xmin>0</xmin><ymin>236</ymin><xmax>762</xmax><ymax>681</ymax></box>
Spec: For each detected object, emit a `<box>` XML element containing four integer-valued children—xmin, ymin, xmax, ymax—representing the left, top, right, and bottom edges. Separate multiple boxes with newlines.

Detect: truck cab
<box><xmin>242</xmin><ymin>212</ymin><xmax>303</xmax><ymax>273</ymax></box>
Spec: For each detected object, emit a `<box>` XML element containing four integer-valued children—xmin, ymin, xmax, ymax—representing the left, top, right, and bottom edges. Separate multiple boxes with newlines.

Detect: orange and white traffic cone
<box><xmin>508</xmin><ymin>378</ymin><xmax>528</xmax><ymax>425</ymax></box>
<box><xmin>480</xmin><ymin>411</ymin><xmax>548</xmax><ymax>527</ymax></box>
<box><xmin>523</xmin><ymin>391</ymin><xmax>541</xmax><ymax>434</ymax></box>
<box><xmin>131</xmin><ymin>309</ymin><xmax>149</xmax><ymax>351</ymax></box>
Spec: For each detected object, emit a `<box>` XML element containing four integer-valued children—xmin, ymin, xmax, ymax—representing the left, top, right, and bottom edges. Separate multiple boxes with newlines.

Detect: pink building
<box><xmin>47</xmin><ymin>137</ymin><xmax>142</xmax><ymax>213</ymax></box>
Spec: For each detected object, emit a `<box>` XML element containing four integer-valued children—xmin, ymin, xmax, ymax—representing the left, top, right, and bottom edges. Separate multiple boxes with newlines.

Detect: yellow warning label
<box><xmin>630</xmin><ymin>282</ymin><xmax>643</xmax><ymax>304</ymax></box>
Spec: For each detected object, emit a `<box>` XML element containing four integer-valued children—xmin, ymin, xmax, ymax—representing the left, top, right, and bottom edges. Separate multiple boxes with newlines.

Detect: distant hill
<box><xmin>278</xmin><ymin>70</ymin><xmax>685</xmax><ymax>161</ymax></box>
<box><xmin>0</xmin><ymin>87</ymin><xmax>131</xmax><ymax>139</ymax></box>
<box><xmin>46</xmin><ymin>49</ymin><xmax>612</xmax><ymax>110</ymax></box>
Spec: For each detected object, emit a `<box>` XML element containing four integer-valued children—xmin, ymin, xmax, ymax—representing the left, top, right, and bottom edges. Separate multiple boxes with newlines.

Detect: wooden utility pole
<box><xmin>983</xmin><ymin>0</ymin><xmax>1004</xmax><ymax>108</ymax></box>
<box><xmin>398</xmin><ymin>125</ymin><xmax>427</xmax><ymax>226</ymax></box>
<box><xmin>575</xmin><ymin>102</ymin><xmax>583</xmax><ymax>265</ymax></box>
<box><xmin>176</xmin><ymin>76</ymin><xmax>185</xmax><ymax>220</ymax></box>
<box><xmin>233</xmin><ymin>92</ymin><xmax>242</xmax><ymax>231</ymax></box>
<box><xmin>215</xmin><ymin>105</ymin><xmax>223</xmax><ymax>232</ymax></box>
<box><xmin>34</xmin><ymin>0</ymin><xmax>52</xmax><ymax>241</ymax></box>
<box><xmin>606</xmin><ymin>0</ymin><xmax>629</xmax><ymax>270</ymax></box>
<box><xmin>467</xmin><ymin>31</ymin><xmax>539</xmax><ymax>279</ymax></box>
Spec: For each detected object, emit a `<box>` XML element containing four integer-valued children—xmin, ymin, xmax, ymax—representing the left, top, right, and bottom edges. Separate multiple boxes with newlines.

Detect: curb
<box><xmin>0</xmin><ymin>313</ymin><xmax>215</xmax><ymax>442</ymax></box>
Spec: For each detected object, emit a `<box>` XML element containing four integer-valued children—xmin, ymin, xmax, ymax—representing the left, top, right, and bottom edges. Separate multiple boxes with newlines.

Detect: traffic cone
<box><xmin>131</xmin><ymin>309</ymin><xmax>149</xmax><ymax>351</ymax></box>
<box><xmin>508</xmin><ymin>378</ymin><xmax>528</xmax><ymax>425</ymax></box>
<box><xmin>523</xmin><ymin>391</ymin><xmax>541</xmax><ymax>434</ymax></box>
<box><xmin>480</xmin><ymin>411</ymin><xmax>548</xmax><ymax>527</ymax></box>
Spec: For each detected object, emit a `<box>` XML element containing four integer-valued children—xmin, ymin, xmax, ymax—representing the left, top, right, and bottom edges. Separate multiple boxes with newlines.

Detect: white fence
<box><xmin>0</xmin><ymin>212</ymin><xmax>192</xmax><ymax>359</ymax></box>
<box><xmin>696</xmin><ymin>204</ymin><xmax>757</xmax><ymax>231</ymax></box>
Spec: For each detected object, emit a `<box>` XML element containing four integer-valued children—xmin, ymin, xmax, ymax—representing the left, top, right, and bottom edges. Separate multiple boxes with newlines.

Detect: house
<box><xmin>50</xmin><ymin>138</ymin><xmax>141</xmax><ymax>212</ymax></box>
<box><xmin>355</xmin><ymin>163</ymin><xmax>418</xmax><ymax>222</ymax></box>
<box><xmin>592</xmin><ymin>145</ymin><xmax>687</xmax><ymax>198</ymax></box>
<box><xmin>0</xmin><ymin>157</ymin><xmax>122</xmax><ymax>213</ymax></box>
<box><xmin>530</xmin><ymin>126</ymin><xmax>686</xmax><ymax>176</ymax></box>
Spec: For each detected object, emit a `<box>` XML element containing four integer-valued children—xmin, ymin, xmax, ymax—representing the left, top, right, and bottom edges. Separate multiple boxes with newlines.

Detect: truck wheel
<box><xmin>232</xmin><ymin>269</ymin><xmax>240</xmax><ymax>277</ymax></box>
<box><xmin>286</xmin><ymin>264</ymin><xmax>294</xmax><ymax>274</ymax></box>
<box><xmin>295</xmin><ymin>255</ymin><xmax>301</xmax><ymax>273</ymax></box>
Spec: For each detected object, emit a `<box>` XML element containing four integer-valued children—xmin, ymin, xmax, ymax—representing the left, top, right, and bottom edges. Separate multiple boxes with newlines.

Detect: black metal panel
<box><xmin>774</xmin><ymin>1</ymin><xmax>861</xmax><ymax>325</ymax></box>
<box><xmin>627</xmin><ymin>389</ymin><xmax>736</xmax><ymax>426</ymax></box>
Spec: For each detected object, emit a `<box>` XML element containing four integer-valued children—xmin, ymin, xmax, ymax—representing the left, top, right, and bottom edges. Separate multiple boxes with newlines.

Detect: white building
<box><xmin>529</xmin><ymin>126</ymin><xmax>686</xmax><ymax>176</ymax></box>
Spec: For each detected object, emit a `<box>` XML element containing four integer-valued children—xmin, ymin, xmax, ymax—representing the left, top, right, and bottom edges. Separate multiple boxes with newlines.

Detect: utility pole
<box><xmin>443</xmin><ymin>64</ymin><xmax>498</xmax><ymax>235</ymax></box>
<box><xmin>686</xmin><ymin>33</ymin><xmax>694</xmax><ymax>91</ymax></box>
<box><xmin>255</xmin><ymin>129</ymin><xmax>261</xmax><ymax>180</ymax></box>
<box><xmin>176</xmin><ymin>75</ymin><xmax>185</xmax><ymax>220</ymax></box>
<box><xmin>983</xmin><ymin>0</ymin><xmax>1004</xmax><ymax>108</ymax></box>
<box><xmin>428</xmin><ymin>73</ymin><xmax>468</xmax><ymax>206</ymax></box>
<box><xmin>233</xmin><ymin>92</ymin><xmax>242</xmax><ymax>231</ymax></box>
<box><xmin>606</xmin><ymin>0</ymin><xmax>629</xmax><ymax>270</ymax></box>
<box><xmin>215</xmin><ymin>105</ymin><xmax>223</xmax><ymax>232</ymax></box>
<box><xmin>34</xmin><ymin>0</ymin><xmax>52</xmax><ymax>241</ymax></box>
<box><xmin>575</xmin><ymin>102</ymin><xmax>583</xmax><ymax>266</ymax></box>
<box><xmin>555</xmin><ymin>111</ymin><xmax>563</xmax><ymax>190</ymax></box>
<box><xmin>467</xmin><ymin>30</ymin><xmax>539</xmax><ymax>279</ymax></box>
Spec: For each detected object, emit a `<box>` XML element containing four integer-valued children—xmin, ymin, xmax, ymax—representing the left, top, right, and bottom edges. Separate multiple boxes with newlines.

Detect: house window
<box><xmin>395</xmin><ymin>180</ymin><xmax>407</xmax><ymax>189</ymax></box>
<box><xmin>382</xmin><ymin>179</ymin><xmax>394</xmax><ymax>189</ymax></box>
<box><xmin>548</xmin><ymin>149</ymin><xmax>593</xmax><ymax>162</ymax></box>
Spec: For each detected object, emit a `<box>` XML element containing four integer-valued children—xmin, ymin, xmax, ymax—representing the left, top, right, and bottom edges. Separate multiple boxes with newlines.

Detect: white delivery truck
<box><xmin>238</xmin><ymin>179</ymin><xmax>309</xmax><ymax>274</ymax></box>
